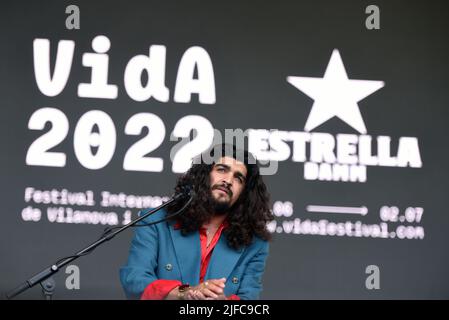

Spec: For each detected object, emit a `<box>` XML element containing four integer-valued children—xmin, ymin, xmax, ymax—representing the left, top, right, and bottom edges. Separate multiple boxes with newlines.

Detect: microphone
<box><xmin>7</xmin><ymin>183</ymin><xmax>195</xmax><ymax>299</ymax></box>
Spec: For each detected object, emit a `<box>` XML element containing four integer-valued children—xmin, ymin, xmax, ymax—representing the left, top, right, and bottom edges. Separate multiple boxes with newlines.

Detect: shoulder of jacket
<box><xmin>247</xmin><ymin>235</ymin><xmax>269</xmax><ymax>251</ymax></box>
<box><xmin>137</xmin><ymin>208</ymin><xmax>168</xmax><ymax>225</ymax></box>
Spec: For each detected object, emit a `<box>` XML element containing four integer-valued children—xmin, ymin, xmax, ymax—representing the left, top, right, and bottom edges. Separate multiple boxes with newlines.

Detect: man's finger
<box><xmin>184</xmin><ymin>291</ymin><xmax>195</xmax><ymax>300</ymax></box>
<box><xmin>204</xmin><ymin>282</ymin><xmax>224</xmax><ymax>294</ymax></box>
<box><xmin>207</xmin><ymin>279</ymin><xmax>226</xmax><ymax>288</ymax></box>
<box><xmin>202</xmin><ymin>288</ymin><xmax>218</xmax><ymax>299</ymax></box>
<box><xmin>196</xmin><ymin>290</ymin><xmax>207</xmax><ymax>300</ymax></box>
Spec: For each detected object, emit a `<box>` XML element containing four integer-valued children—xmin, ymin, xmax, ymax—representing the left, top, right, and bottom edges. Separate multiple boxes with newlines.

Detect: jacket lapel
<box><xmin>205</xmin><ymin>233</ymin><xmax>245</xmax><ymax>280</ymax></box>
<box><xmin>168</xmin><ymin>221</ymin><xmax>201</xmax><ymax>285</ymax></box>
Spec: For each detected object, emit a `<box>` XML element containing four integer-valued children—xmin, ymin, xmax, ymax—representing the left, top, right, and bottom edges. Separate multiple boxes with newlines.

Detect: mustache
<box><xmin>212</xmin><ymin>184</ymin><xmax>232</xmax><ymax>197</ymax></box>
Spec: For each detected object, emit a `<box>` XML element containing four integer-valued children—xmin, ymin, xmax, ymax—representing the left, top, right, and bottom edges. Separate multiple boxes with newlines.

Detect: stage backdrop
<box><xmin>1</xmin><ymin>0</ymin><xmax>448</xmax><ymax>299</ymax></box>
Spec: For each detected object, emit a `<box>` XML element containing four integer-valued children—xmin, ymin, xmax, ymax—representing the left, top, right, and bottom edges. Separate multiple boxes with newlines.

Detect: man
<box><xmin>120</xmin><ymin>144</ymin><xmax>274</xmax><ymax>300</ymax></box>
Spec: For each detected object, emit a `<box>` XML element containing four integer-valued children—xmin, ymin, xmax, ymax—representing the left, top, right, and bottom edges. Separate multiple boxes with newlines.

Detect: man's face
<box><xmin>209</xmin><ymin>156</ymin><xmax>247</xmax><ymax>213</ymax></box>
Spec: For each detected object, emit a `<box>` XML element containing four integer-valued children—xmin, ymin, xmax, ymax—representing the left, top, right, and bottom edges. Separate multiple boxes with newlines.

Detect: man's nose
<box><xmin>221</xmin><ymin>176</ymin><xmax>232</xmax><ymax>187</ymax></box>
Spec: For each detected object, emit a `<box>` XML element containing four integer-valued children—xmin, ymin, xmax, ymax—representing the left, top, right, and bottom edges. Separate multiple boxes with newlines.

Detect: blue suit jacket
<box><xmin>119</xmin><ymin>209</ymin><xmax>269</xmax><ymax>300</ymax></box>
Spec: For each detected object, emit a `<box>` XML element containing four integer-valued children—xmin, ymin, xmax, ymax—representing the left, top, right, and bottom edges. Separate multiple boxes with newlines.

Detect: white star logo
<box><xmin>287</xmin><ymin>49</ymin><xmax>384</xmax><ymax>134</ymax></box>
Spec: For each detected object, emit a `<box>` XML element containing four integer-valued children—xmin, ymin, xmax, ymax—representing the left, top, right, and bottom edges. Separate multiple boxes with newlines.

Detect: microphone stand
<box><xmin>6</xmin><ymin>190</ymin><xmax>192</xmax><ymax>300</ymax></box>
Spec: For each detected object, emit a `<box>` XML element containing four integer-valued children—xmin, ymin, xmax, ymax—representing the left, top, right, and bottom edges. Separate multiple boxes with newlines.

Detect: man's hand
<box><xmin>184</xmin><ymin>278</ymin><xmax>226</xmax><ymax>300</ymax></box>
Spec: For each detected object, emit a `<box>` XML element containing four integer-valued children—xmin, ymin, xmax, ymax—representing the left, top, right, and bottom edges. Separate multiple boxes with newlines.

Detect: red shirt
<box><xmin>140</xmin><ymin>221</ymin><xmax>240</xmax><ymax>300</ymax></box>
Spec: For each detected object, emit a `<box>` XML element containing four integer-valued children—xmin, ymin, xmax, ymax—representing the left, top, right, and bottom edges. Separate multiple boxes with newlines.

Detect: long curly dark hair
<box><xmin>166</xmin><ymin>144</ymin><xmax>274</xmax><ymax>250</ymax></box>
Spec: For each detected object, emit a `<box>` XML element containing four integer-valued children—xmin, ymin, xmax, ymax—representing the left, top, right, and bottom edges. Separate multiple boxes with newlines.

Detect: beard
<box><xmin>208</xmin><ymin>188</ymin><xmax>232</xmax><ymax>215</ymax></box>
<box><xmin>211</xmin><ymin>197</ymin><xmax>231</xmax><ymax>215</ymax></box>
